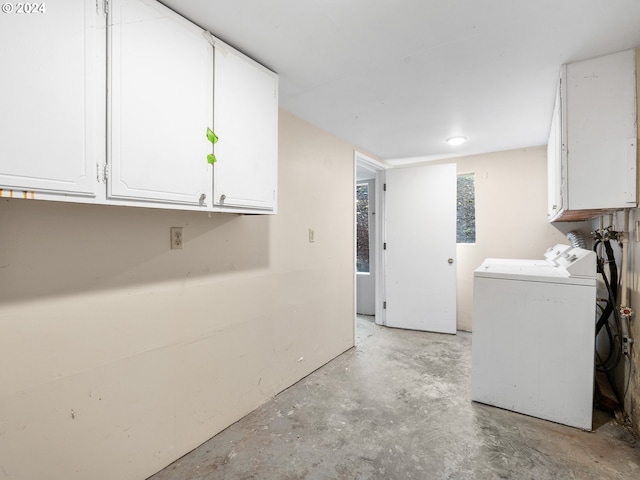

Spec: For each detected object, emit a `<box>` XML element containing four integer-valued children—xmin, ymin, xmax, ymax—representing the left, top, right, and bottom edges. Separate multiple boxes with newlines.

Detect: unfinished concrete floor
<box><xmin>148</xmin><ymin>316</ymin><xmax>640</xmax><ymax>480</ymax></box>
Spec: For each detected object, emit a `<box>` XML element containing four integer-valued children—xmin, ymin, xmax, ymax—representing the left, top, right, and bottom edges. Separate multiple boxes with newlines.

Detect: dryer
<box><xmin>471</xmin><ymin>244</ymin><xmax>597</xmax><ymax>430</ymax></box>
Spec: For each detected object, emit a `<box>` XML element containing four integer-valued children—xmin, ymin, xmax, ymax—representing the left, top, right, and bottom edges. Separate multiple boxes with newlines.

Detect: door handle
<box><xmin>448</xmin><ymin>258</ymin><xmax>454</xmax><ymax>264</ymax></box>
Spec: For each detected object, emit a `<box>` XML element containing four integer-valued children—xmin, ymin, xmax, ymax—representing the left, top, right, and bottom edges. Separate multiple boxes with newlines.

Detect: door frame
<box><xmin>354</xmin><ymin>151</ymin><xmax>387</xmax><ymax>331</ymax></box>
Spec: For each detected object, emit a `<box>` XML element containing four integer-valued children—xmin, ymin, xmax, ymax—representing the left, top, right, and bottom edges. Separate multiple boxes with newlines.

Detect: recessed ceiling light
<box><xmin>445</xmin><ymin>136</ymin><xmax>467</xmax><ymax>146</ymax></box>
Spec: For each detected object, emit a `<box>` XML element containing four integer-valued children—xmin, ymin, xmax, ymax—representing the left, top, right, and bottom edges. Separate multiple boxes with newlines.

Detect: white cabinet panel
<box><xmin>212</xmin><ymin>41</ymin><xmax>278</xmax><ymax>212</ymax></box>
<box><xmin>547</xmin><ymin>86</ymin><xmax>564</xmax><ymax>218</ymax></box>
<box><xmin>548</xmin><ymin>49</ymin><xmax>637</xmax><ymax>222</ymax></box>
<box><xmin>108</xmin><ymin>0</ymin><xmax>212</xmax><ymax>206</ymax></box>
<box><xmin>566</xmin><ymin>49</ymin><xmax>637</xmax><ymax>210</ymax></box>
<box><xmin>0</xmin><ymin>0</ymin><xmax>104</xmax><ymax>196</ymax></box>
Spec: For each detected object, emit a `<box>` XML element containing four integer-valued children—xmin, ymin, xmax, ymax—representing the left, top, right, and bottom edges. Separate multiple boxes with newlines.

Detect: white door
<box><xmin>385</xmin><ymin>163</ymin><xmax>457</xmax><ymax>334</ymax></box>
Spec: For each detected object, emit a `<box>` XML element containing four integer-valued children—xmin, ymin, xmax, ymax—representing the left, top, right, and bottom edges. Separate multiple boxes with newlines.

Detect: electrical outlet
<box><xmin>309</xmin><ymin>228</ymin><xmax>315</xmax><ymax>243</ymax></box>
<box><xmin>171</xmin><ymin>227</ymin><xmax>183</xmax><ymax>250</ymax></box>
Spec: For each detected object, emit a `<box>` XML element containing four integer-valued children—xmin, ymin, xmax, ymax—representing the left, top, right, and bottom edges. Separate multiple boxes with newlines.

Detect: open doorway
<box><xmin>356</xmin><ymin>180</ymin><xmax>374</xmax><ymax>315</ymax></box>
<box><xmin>354</xmin><ymin>152</ymin><xmax>386</xmax><ymax>332</ymax></box>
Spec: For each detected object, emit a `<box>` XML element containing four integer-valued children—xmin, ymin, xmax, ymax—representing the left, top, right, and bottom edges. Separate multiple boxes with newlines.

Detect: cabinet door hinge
<box><xmin>98</xmin><ymin>163</ymin><xmax>109</xmax><ymax>183</ymax></box>
<box><xmin>383</xmin><ymin>183</ymin><xmax>387</xmax><ymax>191</ymax></box>
<box><xmin>383</xmin><ymin>242</ymin><xmax>387</xmax><ymax>250</ymax></box>
<box><xmin>383</xmin><ymin>301</ymin><xmax>387</xmax><ymax>309</ymax></box>
<box><xmin>102</xmin><ymin>0</ymin><xmax>109</xmax><ymax>15</ymax></box>
<box><xmin>96</xmin><ymin>163</ymin><xmax>108</xmax><ymax>183</ymax></box>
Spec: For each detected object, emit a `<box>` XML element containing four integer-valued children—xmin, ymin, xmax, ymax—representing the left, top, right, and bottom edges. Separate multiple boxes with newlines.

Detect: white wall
<box><xmin>0</xmin><ymin>109</ymin><xmax>356</xmax><ymax>480</ymax></box>
<box><xmin>431</xmin><ymin>146</ymin><xmax>586</xmax><ymax>331</ymax></box>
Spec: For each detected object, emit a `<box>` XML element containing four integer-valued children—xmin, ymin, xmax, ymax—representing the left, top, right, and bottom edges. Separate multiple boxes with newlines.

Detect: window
<box><xmin>457</xmin><ymin>173</ymin><xmax>476</xmax><ymax>243</ymax></box>
<box><xmin>356</xmin><ymin>184</ymin><xmax>370</xmax><ymax>273</ymax></box>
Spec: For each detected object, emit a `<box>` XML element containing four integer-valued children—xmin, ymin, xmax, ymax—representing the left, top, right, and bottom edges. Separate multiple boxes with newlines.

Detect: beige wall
<box><xmin>0</xmin><ymin>109</ymin><xmax>356</xmax><ymax>480</ymax></box>
<box><xmin>432</xmin><ymin>146</ymin><xmax>585</xmax><ymax>331</ymax></box>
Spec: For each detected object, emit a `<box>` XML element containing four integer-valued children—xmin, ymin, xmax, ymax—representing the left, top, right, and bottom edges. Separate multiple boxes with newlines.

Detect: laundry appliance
<box><xmin>471</xmin><ymin>244</ymin><xmax>597</xmax><ymax>430</ymax></box>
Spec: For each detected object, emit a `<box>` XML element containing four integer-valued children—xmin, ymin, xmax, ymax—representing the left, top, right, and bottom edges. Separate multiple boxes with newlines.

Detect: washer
<box><xmin>471</xmin><ymin>244</ymin><xmax>597</xmax><ymax>430</ymax></box>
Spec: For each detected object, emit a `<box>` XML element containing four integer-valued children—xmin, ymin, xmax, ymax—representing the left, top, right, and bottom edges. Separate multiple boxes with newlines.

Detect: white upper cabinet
<box><xmin>108</xmin><ymin>0</ymin><xmax>212</xmax><ymax>207</ymax></box>
<box><xmin>0</xmin><ymin>0</ymin><xmax>278</xmax><ymax>213</ymax></box>
<box><xmin>548</xmin><ymin>49</ymin><xmax>637</xmax><ymax>222</ymax></box>
<box><xmin>212</xmin><ymin>41</ymin><xmax>279</xmax><ymax>212</ymax></box>
<box><xmin>0</xmin><ymin>0</ymin><xmax>105</xmax><ymax>196</ymax></box>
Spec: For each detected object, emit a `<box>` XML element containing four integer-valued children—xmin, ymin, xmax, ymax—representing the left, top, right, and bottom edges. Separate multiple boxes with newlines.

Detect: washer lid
<box><xmin>474</xmin><ymin>246</ymin><xmax>596</xmax><ymax>286</ymax></box>
<box><xmin>474</xmin><ymin>262</ymin><xmax>596</xmax><ymax>286</ymax></box>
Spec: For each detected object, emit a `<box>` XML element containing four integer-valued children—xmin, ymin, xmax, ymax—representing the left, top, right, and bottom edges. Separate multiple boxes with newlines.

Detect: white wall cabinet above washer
<box><xmin>548</xmin><ymin>49</ymin><xmax>637</xmax><ymax>222</ymax></box>
<box><xmin>0</xmin><ymin>0</ymin><xmax>105</xmax><ymax>197</ymax></box>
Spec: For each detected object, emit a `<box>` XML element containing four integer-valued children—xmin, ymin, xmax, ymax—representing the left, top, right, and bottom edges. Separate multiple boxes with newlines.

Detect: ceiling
<box><xmin>159</xmin><ymin>0</ymin><xmax>640</xmax><ymax>164</ymax></box>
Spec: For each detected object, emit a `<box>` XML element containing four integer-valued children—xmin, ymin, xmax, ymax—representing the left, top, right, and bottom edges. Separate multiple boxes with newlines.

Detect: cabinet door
<box><xmin>547</xmin><ymin>83</ymin><xmax>565</xmax><ymax>220</ymax></box>
<box><xmin>108</xmin><ymin>0</ymin><xmax>212</xmax><ymax>206</ymax></box>
<box><xmin>0</xmin><ymin>0</ymin><xmax>104</xmax><ymax>196</ymax></box>
<box><xmin>565</xmin><ymin>49</ymin><xmax>637</xmax><ymax>210</ymax></box>
<box><xmin>212</xmin><ymin>42</ymin><xmax>278</xmax><ymax>212</ymax></box>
